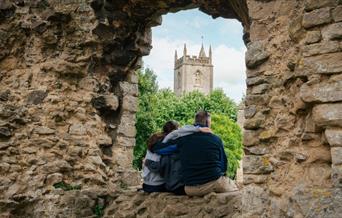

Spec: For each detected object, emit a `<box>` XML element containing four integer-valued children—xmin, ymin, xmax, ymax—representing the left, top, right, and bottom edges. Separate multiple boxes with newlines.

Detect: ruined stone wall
<box><xmin>0</xmin><ymin>0</ymin><xmax>341</xmax><ymax>217</ymax></box>
<box><xmin>243</xmin><ymin>0</ymin><xmax>342</xmax><ymax>217</ymax></box>
<box><xmin>0</xmin><ymin>0</ymin><xmax>140</xmax><ymax>216</ymax></box>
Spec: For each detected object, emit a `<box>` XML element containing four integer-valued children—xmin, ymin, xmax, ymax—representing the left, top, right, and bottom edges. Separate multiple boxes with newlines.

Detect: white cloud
<box><xmin>143</xmin><ymin>37</ymin><xmax>246</xmax><ymax>103</ymax></box>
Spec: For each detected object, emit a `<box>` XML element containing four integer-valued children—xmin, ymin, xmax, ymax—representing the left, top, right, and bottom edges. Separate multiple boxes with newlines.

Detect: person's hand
<box><xmin>142</xmin><ymin>158</ymin><xmax>146</xmax><ymax>166</ymax></box>
<box><xmin>199</xmin><ymin>127</ymin><xmax>212</xmax><ymax>133</ymax></box>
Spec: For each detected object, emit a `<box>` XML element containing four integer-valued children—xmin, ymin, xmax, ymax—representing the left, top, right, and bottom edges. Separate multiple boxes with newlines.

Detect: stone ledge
<box><xmin>104</xmin><ymin>190</ymin><xmax>242</xmax><ymax>218</ymax></box>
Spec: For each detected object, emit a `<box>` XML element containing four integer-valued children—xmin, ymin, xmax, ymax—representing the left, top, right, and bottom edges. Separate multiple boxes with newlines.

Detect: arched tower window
<box><xmin>194</xmin><ymin>71</ymin><xmax>202</xmax><ymax>87</ymax></box>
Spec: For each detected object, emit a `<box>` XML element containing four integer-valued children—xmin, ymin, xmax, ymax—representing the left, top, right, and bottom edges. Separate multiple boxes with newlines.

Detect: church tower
<box><xmin>174</xmin><ymin>44</ymin><xmax>213</xmax><ymax>96</ymax></box>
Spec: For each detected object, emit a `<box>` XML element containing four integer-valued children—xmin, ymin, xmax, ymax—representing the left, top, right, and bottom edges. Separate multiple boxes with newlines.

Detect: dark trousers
<box><xmin>142</xmin><ymin>183</ymin><xmax>167</xmax><ymax>193</ymax></box>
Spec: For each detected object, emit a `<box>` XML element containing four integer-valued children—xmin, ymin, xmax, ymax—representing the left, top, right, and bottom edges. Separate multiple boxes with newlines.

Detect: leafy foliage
<box><xmin>210</xmin><ymin>114</ymin><xmax>243</xmax><ymax>178</ymax></box>
<box><xmin>133</xmin><ymin>68</ymin><xmax>243</xmax><ymax>178</ymax></box>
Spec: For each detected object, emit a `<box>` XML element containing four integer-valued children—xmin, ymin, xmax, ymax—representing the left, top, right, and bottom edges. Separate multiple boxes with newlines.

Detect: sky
<box><xmin>143</xmin><ymin>9</ymin><xmax>246</xmax><ymax>103</ymax></box>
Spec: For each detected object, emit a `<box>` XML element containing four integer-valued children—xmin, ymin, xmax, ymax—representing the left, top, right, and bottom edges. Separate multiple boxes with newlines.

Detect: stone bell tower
<box><xmin>174</xmin><ymin>44</ymin><xmax>214</xmax><ymax>96</ymax></box>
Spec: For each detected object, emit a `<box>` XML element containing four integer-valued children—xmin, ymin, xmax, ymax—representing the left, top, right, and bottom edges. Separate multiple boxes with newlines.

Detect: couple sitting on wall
<box><xmin>142</xmin><ymin>111</ymin><xmax>238</xmax><ymax>196</ymax></box>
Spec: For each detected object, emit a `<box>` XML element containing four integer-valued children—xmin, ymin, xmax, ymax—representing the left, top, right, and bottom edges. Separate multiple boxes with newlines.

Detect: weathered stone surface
<box><xmin>244</xmin><ymin>112</ymin><xmax>265</xmax><ymax>130</ymax></box>
<box><xmin>34</xmin><ymin>126</ymin><xmax>55</xmax><ymax>135</ymax></box>
<box><xmin>300</xmin><ymin>81</ymin><xmax>342</xmax><ymax>103</ymax></box>
<box><xmin>303</xmin><ymin>41</ymin><xmax>340</xmax><ymax>57</ymax></box>
<box><xmin>104</xmin><ymin>191</ymin><xmax>241</xmax><ymax>218</ymax></box>
<box><xmin>243</xmin><ymin>175</ymin><xmax>267</xmax><ymax>185</ymax></box>
<box><xmin>245</xmin><ymin>146</ymin><xmax>269</xmax><ymax>155</ymax></box>
<box><xmin>245</xmin><ymin>41</ymin><xmax>269</xmax><ymax>69</ymax></box>
<box><xmin>304</xmin><ymin>31</ymin><xmax>322</xmax><ymax>44</ymax></box>
<box><xmin>244</xmin><ymin>105</ymin><xmax>257</xmax><ymax>119</ymax></box>
<box><xmin>288</xmin><ymin>186</ymin><xmax>342</xmax><ymax>217</ymax></box>
<box><xmin>312</xmin><ymin>103</ymin><xmax>342</xmax><ymax>127</ymax></box>
<box><xmin>246</xmin><ymin>76</ymin><xmax>267</xmax><ymax>86</ymax></box>
<box><xmin>322</xmin><ymin>22</ymin><xmax>342</xmax><ymax>40</ymax></box>
<box><xmin>251</xmin><ymin>83</ymin><xmax>269</xmax><ymax>94</ymax></box>
<box><xmin>69</xmin><ymin>123</ymin><xmax>87</xmax><ymax>135</ymax></box>
<box><xmin>259</xmin><ymin>129</ymin><xmax>276</xmax><ymax>140</ymax></box>
<box><xmin>243</xmin><ymin>130</ymin><xmax>259</xmax><ymax>147</ymax></box>
<box><xmin>0</xmin><ymin>127</ymin><xmax>12</xmax><ymax>138</ymax></box>
<box><xmin>115</xmin><ymin>136</ymin><xmax>135</xmax><ymax>147</ymax></box>
<box><xmin>91</xmin><ymin>94</ymin><xmax>119</xmax><ymax>113</ymax></box>
<box><xmin>304</xmin><ymin>0</ymin><xmax>337</xmax><ymax>11</ymax></box>
<box><xmin>27</xmin><ymin>90</ymin><xmax>48</xmax><ymax>105</ymax></box>
<box><xmin>242</xmin><ymin>185</ymin><xmax>269</xmax><ymax>216</ymax></box>
<box><xmin>331</xmin><ymin>147</ymin><xmax>342</xmax><ymax>165</ymax></box>
<box><xmin>332</xmin><ymin>165</ymin><xmax>342</xmax><ymax>187</ymax></box>
<box><xmin>303</xmin><ymin>52</ymin><xmax>342</xmax><ymax>74</ymax></box>
<box><xmin>122</xmin><ymin>95</ymin><xmax>138</xmax><ymax>112</ymax></box>
<box><xmin>119</xmin><ymin>82</ymin><xmax>138</xmax><ymax>96</ymax></box>
<box><xmin>303</xmin><ymin>8</ymin><xmax>332</xmax><ymax>29</ymax></box>
<box><xmin>332</xmin><ymin>6</ymin><xmax>342</xmax><ymax>22</ymax></box>
<box><xmin>243</xmin><ymin>155</ymin><xmax>274</xmax><ymax>174</ymax></box>
<box><xmin>326</xmin><ymin>128</ymin><xmax>342</xmax><ymax>146</ymax></box>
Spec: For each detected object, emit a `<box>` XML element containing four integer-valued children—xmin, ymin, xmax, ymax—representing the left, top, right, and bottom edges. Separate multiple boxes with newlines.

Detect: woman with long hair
<box><xmin>142</xmin><ymin>121</ymin><xmax>179</xmax><ymax>193</ymax></box>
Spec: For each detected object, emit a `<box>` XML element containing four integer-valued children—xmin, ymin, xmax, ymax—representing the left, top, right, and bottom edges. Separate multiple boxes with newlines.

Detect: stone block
<box><xmin>242</xmin><ymin>185</ymin><xmax>269</xmax><ymax>216</ymax></box>
<box><xmin>127</xmin><ymin>71</ymin><xmax>138</xmax><ymax>84</ymax></box>
<box><xmin>331</xmin><ymin>147</ymin><xmax>342</xmax><ymax>165</ymax></box>
<box><xmin>322</xmin><ymin>22</ymin><xmax>342</xmax><ymax>40</ymax></box>
<box><xmin>259</xmin><ymin>129</ymin><xmax>276</xmax><ymax>140</ymax></box>
<box><xmin>91</xmin><ymin>94</ymin><xmax>119</xmax><ymax>112</ymax></box>
<box><xmin>27</xmin><ymin>90</ymin><xmax>48</xmax><ymax>105</ymax></box>
<box><xmin>303</xmin><ymin>8</ymin><xmax>332</xmax><ymax>29</ymax></box>
<box><xmin>332</xmin><ymin>6</ymin><xmax>342</xmax><ymax>22</ymax></box>
<box><xmin>117</xmin><ymin>122</ymin><xmax>136</xmax><ymax>138</ymax></box>
<box><xmin>243</xmin><ymin>175</ymin><xmax>268</xmax><ymax>185</ymax></box>
<box><xmin>96</xmin><ymin>134</ymin><xmax>112</xmax><ymax>146</ymax></box>
<box><xmin>115</xmin><ymin>135</ymin><xmax>135</xmax><ymax>147</ymax></box>
<box><xmin>300</xmin><ymin>81</ymin><xmax>342</xmax><ymax>103</ymax></box>
<box><xmin>243</xmin><ymin>155</ymin><xmax>274</xmax><ymax>174</ymax></box>
<box><xmin>245</xmin><ymin>94</ymin><xmax>269</xmax><ymax>106</ymax></box>
<box><xmin>112</xmin><ymin>146</ymin><xmax>134</xmax><ymax>167</ymax></box>
<box><xmin>243</xmin><ymin>130</ymin><xmax>260</xmax><ymax>147</ymax></box>
<box><xmin>325</xmin><ymin>128</ymin><xmax>342</xmax><ymax>146</ymax></box>
<box><xmin>244</xmin><ymin>146</ymin><xmax>269</xmax><ymax>155</ymax></box>
<box><xmin>122</xmin><ymin>95</ymin><xmax>138</xmax><ymax>112</ymax></box>
<box><xmin>332</xmin><ymin>164</ymin><xmax>342</xmax><ymax>187</ymax></box>
<box><xmin>251</xmin><ymin>83</ymin><xmax>269</xmax><ymax>94</ymax></box>
<box><xmin>303</xmin><ymin>41</ymin><xmax>340</xmax><ymax>57</ymax></box>
<box><xmin>119</xmin><ymin>82</ymin><xmax>138</xmax><ymax>96</ymax></box>
<box><xmin>0</xmin><ymin>126</ymin><xmax>12</xmax><ymax>138</ymax></box>
<box><xmin>304</xmin><ymin>0</ymin><xmax>337</xmax><ymax>11</ymax></box>
<box><xmin>304</xmin><ymin>31</ymin><xmax>322</xmax><ymax>44</ymax></box>
<box><xmin>244</xmin><ymin>105</ymin><xmax>257</xmax><ymax>119</ymax></box>
<box><xmin>313</xmin><ymin>103</ymin><xmax>342</xmax><ymax>127</ymax></box>
<box><xmin>303</xmin><ymin>52</ymin><xmax>342</xmax><ymax>74</ymax></box>
<box><xmin>245</xmin><ymin>41</ymin><xmax>269</xmax><ymax>69</ymax></box>
<box><xmin>69</xmin><ymin>123</ymin><xmax>87</xmax><ymax>135</ymax></box>
<box><xmin>244</xmin><ymin>112</ymin><xmax>265</xmax><ymax>130</ymax></box>
<box><xmin>33</xmin><ymin>126</ymin><xmax>55</xmax><ymax>135</ymax></box>
<box><xmin>246</xmin><ymin>76</ymin><xmax>267</xmax><ymax>86</ymax></box>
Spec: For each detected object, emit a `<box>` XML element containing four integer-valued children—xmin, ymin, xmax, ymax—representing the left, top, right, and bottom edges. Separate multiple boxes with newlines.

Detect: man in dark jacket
<box><xmin>154</xmin><ymin>111</ymin><xmax>238</xmax><ymax>196</ymax></box>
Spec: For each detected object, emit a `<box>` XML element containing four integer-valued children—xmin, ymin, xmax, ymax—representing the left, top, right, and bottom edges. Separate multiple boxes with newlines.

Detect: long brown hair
<box><xmin>147</xmin><ymin>120</ymin><xmax>179</xmax><ymax>151</ymax></box>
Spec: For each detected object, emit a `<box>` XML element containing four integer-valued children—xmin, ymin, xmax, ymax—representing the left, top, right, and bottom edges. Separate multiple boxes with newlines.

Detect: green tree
<box><xmin>210</xmin><ymin>114</ymin><xmax>243</xmax><ymax>178</ymax></box>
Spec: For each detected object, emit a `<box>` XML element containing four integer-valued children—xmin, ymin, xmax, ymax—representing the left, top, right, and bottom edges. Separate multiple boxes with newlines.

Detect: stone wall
<box><xmin>0</xmin><ymin>0</ymin><xmax>341</xmax><ymax>217</ymax></box>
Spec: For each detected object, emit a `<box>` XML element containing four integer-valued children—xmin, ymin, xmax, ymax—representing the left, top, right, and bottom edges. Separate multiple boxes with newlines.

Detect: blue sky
<box><xmin>143</xmin><ymin>9</ymin><xmax>246</xmax><ymax>103</ymax></box>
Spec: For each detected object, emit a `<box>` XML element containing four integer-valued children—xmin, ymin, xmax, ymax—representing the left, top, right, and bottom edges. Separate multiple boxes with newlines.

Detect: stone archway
<box><xmin>0</xmin><ymin>0</ymin><xmax>341</xmax><ymax>217</ymax></box>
